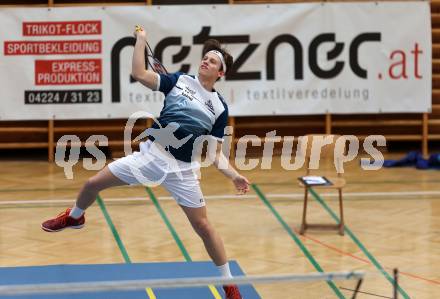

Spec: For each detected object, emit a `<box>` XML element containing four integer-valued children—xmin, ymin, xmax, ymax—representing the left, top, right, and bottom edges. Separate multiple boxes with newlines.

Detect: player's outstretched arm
<box><xmin>211</xmin><ymin>142</ymin><xmax>250</xmax><ymax>195</ymax></box>
<box><xmin>131</xmin><ymin>26</ymin><xmax>158</xmax><ymax>90</ymax></box>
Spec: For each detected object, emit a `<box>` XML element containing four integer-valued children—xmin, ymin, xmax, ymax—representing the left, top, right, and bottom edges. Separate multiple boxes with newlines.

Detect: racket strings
<box><xmin>145</xmin><ymin>41</ymin><xmax>168</xmax><ymax>74</ymax></box>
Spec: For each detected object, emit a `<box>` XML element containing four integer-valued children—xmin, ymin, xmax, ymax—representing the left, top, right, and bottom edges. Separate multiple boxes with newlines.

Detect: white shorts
<box><xmin>108</xmin><ymin>141</ymin><xmax>205</xmax><ymax>208</ymax></box>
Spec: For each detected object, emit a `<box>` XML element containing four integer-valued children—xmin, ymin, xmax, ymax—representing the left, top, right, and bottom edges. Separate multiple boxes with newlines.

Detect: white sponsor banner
<box><xmin>0</xmin><ymin>2</ymin><xmax>431</xmax><ymax>120</ymax></box>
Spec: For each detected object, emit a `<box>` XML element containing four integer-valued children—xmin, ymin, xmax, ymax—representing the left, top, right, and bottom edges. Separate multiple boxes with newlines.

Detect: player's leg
<box><xmin>41</xmin><ymin>154</ymin><xmax>142</xmax><ymax>232</ymax></box>
<box><xmin>76</xmin><ymin>166</ymin><xmax>127</xmax><ymax>210</ymax></box>
<box><xmin>164</xmin><ymin>170</ymin><xmax>243</xmax><ymax>299</ymax></box>
<box><xmin>181</xmin><ymin>204</ymin><xmax>228</xmax><ymax>265</ymax></box>
<box><xmin>41</xmin><ymin>166</ymin><xmax>127</xmax><ymax>232</ymax></box>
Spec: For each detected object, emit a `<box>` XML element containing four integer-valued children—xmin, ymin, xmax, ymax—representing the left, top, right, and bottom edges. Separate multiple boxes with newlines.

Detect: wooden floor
<box><xmin>0</xmin><ymin>154</ymin><xmax>439</xmax><ymax>298</ymax></box>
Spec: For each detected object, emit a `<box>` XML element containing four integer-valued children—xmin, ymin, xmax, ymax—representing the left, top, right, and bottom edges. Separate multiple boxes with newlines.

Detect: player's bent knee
<box><xmin>192</xmin><ymin>219</ymin><xmax>213</xmax><ymax>238</ymax></box>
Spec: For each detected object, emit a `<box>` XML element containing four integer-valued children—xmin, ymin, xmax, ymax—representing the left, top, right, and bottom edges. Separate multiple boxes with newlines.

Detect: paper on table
<box><xmin>298</xmin><ymin>176</ymin><xmax>333</xmax><ymax>186</ymax></box>
<box><xmin>302</xmin><ymin>176</ymin><xmax>327</xmax><ymax>184</ymax></box>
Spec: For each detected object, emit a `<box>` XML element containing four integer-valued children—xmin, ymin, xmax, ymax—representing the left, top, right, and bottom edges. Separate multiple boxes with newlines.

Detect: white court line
<box><xmin>269</xmin><ymin>190</ymin><xmax>440</xmax><ymax>198</ymax></box>
<box><xmin>0</xmin><ymin>190</ymin><xmax>440</xmax><ymax>205</ymax></box>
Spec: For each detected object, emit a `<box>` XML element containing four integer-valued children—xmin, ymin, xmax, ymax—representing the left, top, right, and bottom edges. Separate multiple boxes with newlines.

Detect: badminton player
<box><xmin>42</xmin><ymin>25</ymin><xmax>249</xmax><ymax>299</ymax></box>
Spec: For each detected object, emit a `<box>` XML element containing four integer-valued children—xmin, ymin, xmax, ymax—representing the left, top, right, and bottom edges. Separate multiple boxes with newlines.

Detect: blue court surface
<box><xmin>0</xmin><ymin>261</ymin><xmax>260</xmax><ymax>299</ymax></box>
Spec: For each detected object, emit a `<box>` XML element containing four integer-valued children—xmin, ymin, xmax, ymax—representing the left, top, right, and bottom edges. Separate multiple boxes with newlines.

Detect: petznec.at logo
<box><xmin>55</xmin><ymin>111</ymin><xmax>386</xmax><ymax>181</ymax></box>
<box><xmin>111</xmin><ymin>27</ymin><xmax>425</xmax><ymax>103</ymax></box>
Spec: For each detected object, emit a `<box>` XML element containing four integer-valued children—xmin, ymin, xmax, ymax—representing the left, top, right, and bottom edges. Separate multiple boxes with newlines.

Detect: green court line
<box><xmin>145</xmin><ymin>187</ymin><xmax>223</xmax><ymax>299</ymax></box>
<box><xmin>307</xmin><ymin>188</ymin><xmax>411</xmax><ymax>299</ymax></box>
<box><xmin>145</xmin><ymin>187</ymin><xmax>192</xmax><ymax>262</ymax></box>
<box><xmin>97</xmin><ymin>195</ymin><xmax>131</xmax><ymax>263</ymax></box>
<box><xmin>251</xmin><ymin>184</ymin><xmax>345</xmax><ymax>299</ymax></box>
<box><xmin>97</xmin><ymin>195</ymin><xmax>157</xmax><ymax>298</ymax></box>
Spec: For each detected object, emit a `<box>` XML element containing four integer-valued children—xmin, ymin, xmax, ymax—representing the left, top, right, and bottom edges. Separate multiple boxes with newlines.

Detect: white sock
<box><xmin>217</xmin><ymin>262</ymin><xmax>233</xmax><ymax>279</ymax></box>
<box><xmin>69</xmin><ymin>205</ymin><xmax>84</xmax><ymax>219</ymax></box>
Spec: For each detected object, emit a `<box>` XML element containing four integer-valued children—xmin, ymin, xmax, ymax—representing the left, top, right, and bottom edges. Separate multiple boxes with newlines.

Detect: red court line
<box><xmin>295</xmin><ymin>230</ymin><xmax>440</xmax><ymax>286</ymax></box>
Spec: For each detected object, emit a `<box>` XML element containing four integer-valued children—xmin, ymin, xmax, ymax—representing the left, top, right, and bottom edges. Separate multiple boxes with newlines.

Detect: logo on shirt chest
<box><xmin>179</xmin><ymin>86</ymin><xmax>198</xmax><ymax>102</ymax></box>
<box><xmin>204</xmin><ymin>99</ymin><xmax>215</xmax><ymax>115</ymax></box>
<box><xmin>177</xmin><ymin>85</ymin><xmax>216</xmax><ymax>115</ymax></box>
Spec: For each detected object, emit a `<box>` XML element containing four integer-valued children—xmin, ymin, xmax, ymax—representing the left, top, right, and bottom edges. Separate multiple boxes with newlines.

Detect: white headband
<box><xmin>207</xmin><ymin>50</ymin><xmax>226</xmax><ymax>72</ymax></box>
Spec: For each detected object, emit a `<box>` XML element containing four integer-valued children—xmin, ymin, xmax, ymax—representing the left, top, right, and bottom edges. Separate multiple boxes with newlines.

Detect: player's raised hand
<box><xmin>134</xmin><ymin>25</ymin><xmax>147</xmax><ymax>41</ymax></box>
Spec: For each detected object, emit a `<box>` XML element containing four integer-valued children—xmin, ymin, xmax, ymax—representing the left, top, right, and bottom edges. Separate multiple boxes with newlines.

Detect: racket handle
<box><xmin>135</xmin><ymin>25</ymin><xmax>142</xmax><ymax>32</ymax></box>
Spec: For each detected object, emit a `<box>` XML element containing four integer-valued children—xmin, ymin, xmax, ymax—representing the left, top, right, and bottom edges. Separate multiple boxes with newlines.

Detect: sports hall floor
<box><xmin>0</xmin><ymin>154</ymin><xmax>438</xmax><ymax>298</ymax></box>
